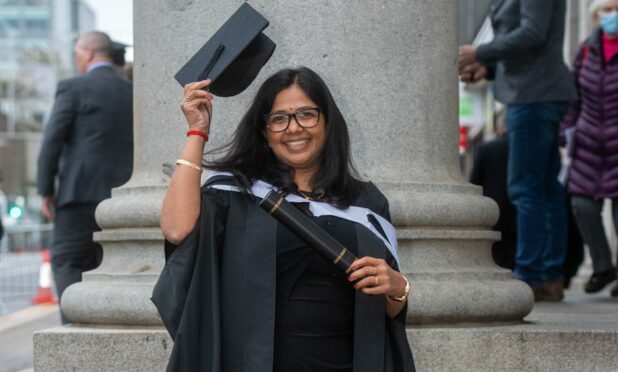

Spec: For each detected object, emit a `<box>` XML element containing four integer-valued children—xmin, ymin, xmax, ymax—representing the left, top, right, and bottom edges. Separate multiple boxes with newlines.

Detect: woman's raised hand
<box><xmin>180</xmin><ymin>79</ymin><xmax>214</xmax><ymax>133</ymax></box>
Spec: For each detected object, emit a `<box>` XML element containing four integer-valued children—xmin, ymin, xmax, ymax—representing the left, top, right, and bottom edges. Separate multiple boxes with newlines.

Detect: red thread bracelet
<box><xmin>187</xmin><ymin>130</ymin><xmax>209</xmax><ymax>142</ymax></box>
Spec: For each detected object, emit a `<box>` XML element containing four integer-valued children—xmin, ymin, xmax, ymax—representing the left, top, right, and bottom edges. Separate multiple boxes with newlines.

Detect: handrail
<box><xmin>2</xmin><ymin>223</ymin><xmax>53</xmax><ymax>234</ymax></box>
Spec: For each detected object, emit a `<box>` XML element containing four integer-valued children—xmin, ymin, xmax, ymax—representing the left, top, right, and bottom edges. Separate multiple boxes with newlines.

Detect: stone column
<box><xmin>237</xmin><ymin>0</ymin><xmax>532</xmax><ymax>324</ymax></box>
<box><xmin>34</xmin><ymin>0</ymin><xmax>533</xmax><ymax>370</ymax></box>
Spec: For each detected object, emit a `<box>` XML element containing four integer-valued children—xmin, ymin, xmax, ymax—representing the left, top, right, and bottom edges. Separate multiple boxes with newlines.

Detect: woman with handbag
<box><xmin>154</xmin><ymin>66</ymin><xmax>415</xmax><ymax>371</ymax></box>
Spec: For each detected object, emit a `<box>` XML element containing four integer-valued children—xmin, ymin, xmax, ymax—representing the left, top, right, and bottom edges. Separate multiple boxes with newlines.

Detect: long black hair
<box><xmin>205</xmin><ymin>66</ymin><xmax>361</xmax><ymax>206</ymax></box>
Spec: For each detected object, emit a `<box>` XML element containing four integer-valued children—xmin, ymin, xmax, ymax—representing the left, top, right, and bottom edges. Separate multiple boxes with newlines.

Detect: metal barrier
<box><xmin>0</xmin><ymin>223</ymin><xmax>53</xmax><ymax>315</ymax></box>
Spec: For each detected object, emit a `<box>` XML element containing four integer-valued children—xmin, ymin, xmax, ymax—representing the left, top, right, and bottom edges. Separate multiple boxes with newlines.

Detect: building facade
<box><xmin>0</xmin><ymin>0</ymin><xmax>94</xmax><ymax>223</ymax></box>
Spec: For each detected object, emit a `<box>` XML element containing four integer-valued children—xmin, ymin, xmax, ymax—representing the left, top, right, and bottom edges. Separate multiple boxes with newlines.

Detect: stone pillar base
<box><xmin>410</xmin><ymin>326</ymin><xmax>618</xmax><ymax>371</ymax></box>
<box><xmin>33</xmin><ymin>326</ymin><xmax>171</xmax><ymax>372</ymax></box>
<box><xmin>34</xmin><ymin>323</ymin><xmax>618</xmax><ymax>371</ymax></box>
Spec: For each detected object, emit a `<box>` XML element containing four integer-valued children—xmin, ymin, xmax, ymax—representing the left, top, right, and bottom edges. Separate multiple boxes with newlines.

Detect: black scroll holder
<box><xmin>259</xmin><ymin>190</ymin><xmax>358</xmax><ymax>273</ymax></box>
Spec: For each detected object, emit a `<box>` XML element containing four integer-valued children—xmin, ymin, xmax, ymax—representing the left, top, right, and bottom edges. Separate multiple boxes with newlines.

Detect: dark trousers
<box><xmin>571</xmin><ymin>196</ymin><xmax>618</xmax><ymax>274</ymax></box>
<box><xmin>564</xmin><ymin>195</ymin><xmax>584</xmax><ymax>288</ymax></box>
<box><xmin>506</xmin><ymin>102</ymin><xmax>569</xmax><ymax>287</ymax></box>
<box><xmin>492</xmin><ymin>231</ymin><xmax>516</xmax><ymax>270</ymax></box>
<box><xmin>51</xmin><ymin>202</ymin><xmax>102</xmax><ymax>324</ymax></box>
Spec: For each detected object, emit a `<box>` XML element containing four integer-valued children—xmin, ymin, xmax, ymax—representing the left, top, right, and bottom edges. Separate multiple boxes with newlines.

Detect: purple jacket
<box><xmin>561</xmin><ymin>29</ymin><xmax>618</xmax><ymax>199</ymax></box>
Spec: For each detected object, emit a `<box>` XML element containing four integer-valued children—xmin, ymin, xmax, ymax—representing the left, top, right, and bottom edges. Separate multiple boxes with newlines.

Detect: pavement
<box><xmin>0</xmin><ymin>304</ymin><xmax>60</xmax><ymax>372</ymax></box>
<box><xmin>528</xmin><ymin>285</ymin><xmax>618</xmax><ymax>329</ymax></box>
<box><xmin>0</xmin><ymin>287</ymin><xmax>615</xmax><ymax>372</ymax></box>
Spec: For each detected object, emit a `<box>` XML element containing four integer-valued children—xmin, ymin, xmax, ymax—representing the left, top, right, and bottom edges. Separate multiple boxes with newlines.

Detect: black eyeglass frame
<box><xmin>263</xmin><ymin>107</ymin><xmax>322</xmax><ymax>132</ymax></box>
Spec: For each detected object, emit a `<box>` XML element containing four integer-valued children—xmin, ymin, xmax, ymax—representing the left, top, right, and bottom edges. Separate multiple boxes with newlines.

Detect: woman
<box><xmin>561</xmin><ymin>0</ymin><xmax>618</xmax><ymax>297</ymax></box>
<box><xmin>154</xmin><ymin>67</ymin><xmax>415</xmax><ymax>371</ymax></box>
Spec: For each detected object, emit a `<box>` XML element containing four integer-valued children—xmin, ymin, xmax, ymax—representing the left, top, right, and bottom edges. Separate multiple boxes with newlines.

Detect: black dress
<box><xmin>152</xmin><ymin>179</ymin><xmax>416</xmax><ymax>372</ymax></box>
<box><xmin>274</xmin><ymin>212</ymin><xmax>358</xmax><ymax>372</ymax></box>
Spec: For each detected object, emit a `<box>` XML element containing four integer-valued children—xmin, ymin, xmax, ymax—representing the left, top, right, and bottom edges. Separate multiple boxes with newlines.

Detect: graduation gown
<box><xmin>151</xmin><ymin>177</ymin><xmax>415</xmax><ymax>371</ymax></box>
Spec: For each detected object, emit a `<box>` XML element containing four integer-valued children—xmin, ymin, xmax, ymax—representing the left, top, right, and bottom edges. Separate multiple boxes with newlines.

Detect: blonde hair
<box><xmin>589</xmin><ymin>0</ymin><xmax>610</xmax><ymax>25</ymax></box>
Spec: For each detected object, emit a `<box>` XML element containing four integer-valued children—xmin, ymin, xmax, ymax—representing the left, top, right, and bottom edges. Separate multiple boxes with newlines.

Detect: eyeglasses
<box><xmin>264</xmin><ymin>107</ymin><xmax>321</xmax><ymax>132</ymax></box>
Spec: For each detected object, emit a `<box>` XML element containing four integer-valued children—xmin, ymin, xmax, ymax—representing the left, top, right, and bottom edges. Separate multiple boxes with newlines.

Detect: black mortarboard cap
<box><xmin>174</xmin><ymin>2</ymin><xmax>276</xmax><ymax>97</ymax></box>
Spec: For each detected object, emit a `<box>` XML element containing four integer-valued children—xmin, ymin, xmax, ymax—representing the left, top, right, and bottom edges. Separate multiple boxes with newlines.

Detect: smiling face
<box><xmin>264</xmin><ymin>84</ymin><xmax>326</xmax><ymax>181</ymax></box>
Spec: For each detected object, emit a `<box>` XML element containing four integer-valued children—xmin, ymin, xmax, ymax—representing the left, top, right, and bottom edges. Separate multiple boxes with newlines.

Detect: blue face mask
<box><xmin>600</xmin><ymin>12</ymin><xmax>618</xmax><ymax>35</ymax></box>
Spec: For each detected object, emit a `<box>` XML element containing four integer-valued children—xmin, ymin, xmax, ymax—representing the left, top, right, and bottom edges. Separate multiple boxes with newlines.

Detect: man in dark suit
<box><xmin>37</xmin><ymin>31</ymin><xmax>133</xmax><ymax>323</ymax></box>
<box><xmin>458</xmin><ymin>0</ymin><xmax>577</xmax><ymax>301</ymax></box>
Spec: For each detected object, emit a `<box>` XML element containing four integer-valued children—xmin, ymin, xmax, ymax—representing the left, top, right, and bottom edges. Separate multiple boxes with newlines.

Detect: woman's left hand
<box><xmin>348</xmin><ymin>256</ymin><xmax>407</xmax><ymax>298</ymax></box>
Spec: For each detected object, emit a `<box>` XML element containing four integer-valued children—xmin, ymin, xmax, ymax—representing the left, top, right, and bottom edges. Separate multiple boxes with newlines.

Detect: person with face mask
<box><xmin>560</xmin><ymin>0</ymin><xmax>618</xmax><ymax>298</ymax></box>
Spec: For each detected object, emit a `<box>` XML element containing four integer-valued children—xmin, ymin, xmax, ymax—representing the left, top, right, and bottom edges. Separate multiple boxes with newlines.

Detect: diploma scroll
<box><xmin>259</xmin><ymin>190</ymin><xmax>358</xmax><ymax>273</ymax></box>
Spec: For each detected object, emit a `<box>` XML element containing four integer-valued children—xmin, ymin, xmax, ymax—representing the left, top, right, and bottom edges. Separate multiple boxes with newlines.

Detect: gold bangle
<box><xmin>175</xmin><ymin>159</ymin><xmax>202</xmax><ymax>173</ymax></box>
<box><xmin>388</xmin><ymin>275</ymin><xmax>410</xmax><ymax>302</ymax></box>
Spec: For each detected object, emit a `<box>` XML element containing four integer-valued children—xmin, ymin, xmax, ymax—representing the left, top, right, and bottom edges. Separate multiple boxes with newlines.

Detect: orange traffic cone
<box><xmin>32</xmin><ymin>249</ymin><xmax>58</xmax><ymax>304</ymax></box>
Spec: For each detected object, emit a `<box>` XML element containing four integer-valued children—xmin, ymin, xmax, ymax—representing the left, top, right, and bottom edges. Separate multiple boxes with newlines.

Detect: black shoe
<box><xmin>611</xmin><ymin>282</ymin><xmax>618</xmax><ymax>297</ymax></box>
<box><xmin>584</xmin><ymin>270</ymin><xmax>616</xmax><ymax>293</ymax></box>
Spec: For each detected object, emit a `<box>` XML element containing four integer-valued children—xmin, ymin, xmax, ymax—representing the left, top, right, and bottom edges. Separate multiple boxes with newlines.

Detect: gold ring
<box><xmin>374</xmin><ymin>276</ymin><xmax>379</xmax><ymax>287</ymax></box>
<box><xmin>185</xmin><ymin>96</ymin><xmax>192</xmax><ymax>102</ymax></box>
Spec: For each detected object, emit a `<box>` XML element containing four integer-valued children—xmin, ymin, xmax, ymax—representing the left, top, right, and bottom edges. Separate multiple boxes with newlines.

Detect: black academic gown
<box><xmin>151</xmin><ymin>177</ymin><xmax>415</xmax><ymax>372</ymax></box>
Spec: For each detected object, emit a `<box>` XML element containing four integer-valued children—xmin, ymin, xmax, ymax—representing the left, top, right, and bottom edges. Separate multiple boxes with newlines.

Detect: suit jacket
<box><xmin>151</xmin><ymin>176</ymin><xmax>415</xmax><ymax>372</ymax></box>
<box><xmin>476</xmin><ymin>0</ymin><xmax>576</xmax><ymax>104</ymax></box>
<box><xmin>37</xmin><ymin>65</ymin><xmax>133</xmax><ymax>207</ymax></box>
